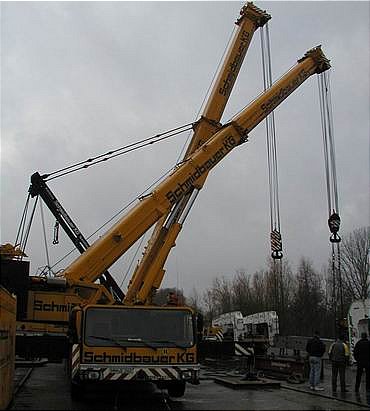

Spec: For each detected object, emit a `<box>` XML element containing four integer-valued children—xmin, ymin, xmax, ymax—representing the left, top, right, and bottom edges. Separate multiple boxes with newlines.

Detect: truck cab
<box><xmin>68</xmin><ymin>304</ymin><xmax>200</xmax><ymax>398</ymax></box>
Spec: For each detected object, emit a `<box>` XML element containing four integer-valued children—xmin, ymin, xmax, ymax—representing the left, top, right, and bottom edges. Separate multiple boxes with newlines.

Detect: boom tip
<box><xmin>299</xmin><ymin>45</ymin><xmax>331</xmax><ymax>73</ymax></box>
<box><xmin>238</xmin><ymin>2</ymin><xmax>271</xmax><ymax>27</ymax></box>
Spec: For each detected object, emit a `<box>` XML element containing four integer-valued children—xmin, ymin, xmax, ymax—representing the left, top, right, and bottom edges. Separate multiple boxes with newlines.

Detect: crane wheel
<box><xmin>167</xmin><ymin>381</ymin><xmax>186</xmax><ymax>397</ymax></box>
<box><xmin>70</xmin><ymin>381</ymin><xmax>84</xmax><ymax>400</ymax></box>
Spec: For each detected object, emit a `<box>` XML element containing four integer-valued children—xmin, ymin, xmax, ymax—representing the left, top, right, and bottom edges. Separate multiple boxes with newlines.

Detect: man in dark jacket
<box><xmin>328</xmin><ymin>334</ymin><xmax>350</xmax><ymax>393</ymax></box>
<box><xmin>354</xmin><ymin>332</ymin><xmax>370</xmax><ymax>392</ymax></box>
<box><xmin>306</xmin><ymin>330</ymin><xmax>326</xmax><ymax>391</ymax></box>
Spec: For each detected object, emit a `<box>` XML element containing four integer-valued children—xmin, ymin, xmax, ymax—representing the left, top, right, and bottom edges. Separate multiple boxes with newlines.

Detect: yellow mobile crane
<box><xmin>0</xmin><ymin>2</ymin><xmax>269</xmax><ymax>362</ymax></box>
<box><xmin>67</xmin><ymin>46</ymin><xmax>330</xmax><ymax>398</ymax></box>
<box><xmin>1</xmin><ymin>2</ymin><xmax>330</xmax><ymax>398</ymax></box>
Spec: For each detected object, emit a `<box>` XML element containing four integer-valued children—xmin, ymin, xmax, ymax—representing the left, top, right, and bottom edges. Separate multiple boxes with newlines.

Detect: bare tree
<box><xmin>249</xmin><ymin>269</ymin><xmax>269</xmax><ymax>313</ymax></box>
<box><xmin>211</xmin><ymin>276</ymin><xmax>233</xmax><ymax>315</ymax></box>
<box><xmin>321</xmin><ymin>263</ymin><xmax>342</xmax><ymax>338</ymax></box>
<box><xmin>187</xmin><ymin>286</ymin><xmax>203</xmax><ymax>313</ymax></box>
<box><xmin>291</xmin><ymin>258</ymin><xmax>325</xmax><ymax>336</ymax></box>
<box><xmin>231</xmin><ymin>269</ymin><xmax>252</xmax><ymax>314</ymax></box>
<box><xmin>202</xmin><ymin>288</ymin><xmax>219</xmax><ymax>325</ymax></box>
<box><xmin>340</xmin><ymin>226</ymin><xmax>369</xmax><ymax>300</ymax></box>
<box><xmin>266</xmin><ymin>258</ymin><xmax>294</xmax><ymax>335</ymax></box>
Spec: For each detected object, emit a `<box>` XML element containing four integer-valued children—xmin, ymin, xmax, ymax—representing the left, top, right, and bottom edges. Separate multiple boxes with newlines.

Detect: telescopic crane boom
<box><xmin>124</xmin><ymin>2</ymin><xmax>271</xmax><ymax>304</ymax></box>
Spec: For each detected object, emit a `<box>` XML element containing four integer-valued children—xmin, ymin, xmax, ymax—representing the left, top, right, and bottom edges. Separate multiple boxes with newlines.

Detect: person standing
<box><xmin>328</xmin><ymin>334</ymin><xmax>350</xmax><ymax>393</ymax></box>
<box><xmin>306</xmin><ymin>330</ymin><xmax>326</xmax><ymax>391</ymax></box>
<box><xmin>354</xmin><ymin>332</ymin><xmax>370</xmax><ymax>392</ymax></box>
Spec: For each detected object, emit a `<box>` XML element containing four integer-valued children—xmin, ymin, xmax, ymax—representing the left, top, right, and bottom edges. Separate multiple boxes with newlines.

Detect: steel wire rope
<box><xmin>39</xmin><ymin>200</ymin><xmax>52</xmax><ymax>275</ymax></box>
<box><xmin>261</xmin><ymin>25</ymin><xmax>276</xmax><ymax>231</ymax></box>
<box><xmin>326</xmin><ymin>74</ymin><xmax>339</xmax><ymax>211</ymax></box>
<box><xmin>260</xmin><ymin>24</ymin><xmax>283</xmax><ymax>263</ymax></box>
<box><xmin>42</xmin><ymin>124</ymin><xmax>193</xmax><ymax>271</ymax></box>
<box><xmin>318</xmin><ymin>72</ymin><xmax>341</xmax><ymax>244</ymax></box>
<box><xmin>15</xmin><ymin>193</ymin><xmax>31</xmax><ymax>249</ymax></box>
<box><xmin>45</xmin><ymin>123</ymin><xmax>194</xmax><ymax>182</ymax></box>
<box><xmin>19</xmin><ymin>196</ymin><xmax>39</xmax><ymax>257</ymax></box>
<box><xmin>318</xmin><ymin>75</ymin><xmax>332</xmax><ymax>216</ymax></box>
<box><xmin>336</xmin><ymin>243</ymin><xmax>344</xmax><ymax>319</ymax></box>
<box><xmin>318</xmin><ymin>70</ymin><xmax>343</xmax><ymax>335</ymax></box>
<box><xmin>331</xmin><ymin>242</ymin><xmax>337</xmax><ymax>335</ymax></box>
<box><xmin>318</xmin><ymin>72</ymin><xmax>339</xmax><ymax>215</ymax></box>
<box><xmin>260</xmin><ymin>23</ymin><xmax>284</xmax><ymax>317</ymax></box>
<box><xmin>330</xmin><ymin>241</ymin><xmax>344</xmax><ymax>336</ymax></box>
<box><xmin>268</xmin><ymin>45</ymin><xmax>282</xmax><ymax>231</ymax></box>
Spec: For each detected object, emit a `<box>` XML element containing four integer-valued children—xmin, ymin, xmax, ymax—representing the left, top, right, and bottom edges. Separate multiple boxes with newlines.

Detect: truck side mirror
<box><xmin>196</xmin><ymin>312</ymin><xmax>204</xmax><ymax>339</ymax></box>
<box><xmin>68</xmin><ymin>307</ymin><xmax>81</xmax><ymax>344</ymax></box>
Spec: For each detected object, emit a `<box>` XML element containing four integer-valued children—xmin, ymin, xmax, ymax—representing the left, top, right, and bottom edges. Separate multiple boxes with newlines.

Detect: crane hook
<box><xmin>328</xmin><ymin>211</ymin><xmax>341</xmax><ymax>243</ymax></box>
<box><xmin>270</xmin><ymin>229</ymin><xmax>283</xmax><ymax>259</ymax></box>
<box><xmin>53</xmin><ymin>220</ymin><xmax>60</xmax><ymax>245</ymax></box>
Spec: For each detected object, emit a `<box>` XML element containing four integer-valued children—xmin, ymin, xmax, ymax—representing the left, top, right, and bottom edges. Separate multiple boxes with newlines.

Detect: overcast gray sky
<box><xmin>1</xmin><ymin>1</ymin><xmax>369</xmax><ymax>297</ymax></box>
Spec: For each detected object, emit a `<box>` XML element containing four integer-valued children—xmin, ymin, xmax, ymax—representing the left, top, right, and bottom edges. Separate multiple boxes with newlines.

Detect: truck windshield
<box><xmin>84</xmin><ymin>307</ymin><xmax>194</xmax><ymax>348</ymax></box>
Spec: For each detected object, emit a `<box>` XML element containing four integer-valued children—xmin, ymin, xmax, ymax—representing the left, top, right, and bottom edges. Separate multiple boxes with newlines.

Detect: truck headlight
<box><xmin>181</xmin><ymin>370</ymin><xmax>192</xmax><ymax>380</ymax></box>
<box><xmin>82</xmin><ymin>370</ymin><xmax>101</xmax><ymax>380</ymax></box>
<box><xmin>88</xmin><ymin>371</ymin><xmax>100</xmax><ymax>380</ymax></box>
